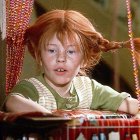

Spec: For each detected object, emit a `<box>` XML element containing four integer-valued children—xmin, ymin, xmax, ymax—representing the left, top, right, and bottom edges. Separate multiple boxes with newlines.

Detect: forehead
<box><xmin>48</xmin><ymin>34</ymin><xmax>77</xmax><ymax>45</ymax></box>
<box><xmin>49</xmin><ymin>34</ymin><xmax>65</xmax><ymax>44</ymax></box>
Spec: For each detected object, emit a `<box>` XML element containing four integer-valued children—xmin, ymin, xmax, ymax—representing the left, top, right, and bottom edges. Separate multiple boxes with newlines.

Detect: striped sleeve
<box><xmin>9</xmin><ymin>80</ymin><xmax>39</xmax><ymax>102</ymax></box>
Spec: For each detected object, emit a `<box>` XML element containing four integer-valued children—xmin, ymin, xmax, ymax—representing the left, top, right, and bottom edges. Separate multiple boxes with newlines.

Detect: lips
<box><xmin>55</xmin><ymin>68</ymin><xmax>66</xmax><ymax>72</ymax></box>
<box><xmin>54</xmin><ymin>68</ymin><xmax>67</xmax><ymax>76</ymax></box>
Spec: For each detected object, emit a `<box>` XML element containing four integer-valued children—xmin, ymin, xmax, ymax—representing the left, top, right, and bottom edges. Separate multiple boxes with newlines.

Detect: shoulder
<box><xmin>73</xmin><ymin>76</ymin><xmax>93</xmax><ymax>91</ymax></box>
<box><xmin>73</xmin><ymin>76</ymin><xmax>102</xmax><ymax>87</ymax></box>
<box><xmin>11</xmin><ymin>76</ymin><xmax>43</xmax><ymax>101</ymax></box>
<box><xmin>13</xmin><ymin>74</ymin><xmax>44</xmax><ymax>90</ymax></box>
<box><xmin>73</xmin><ymin>76</ymin><xmax>91</xmax><ymax>83</ymax></box>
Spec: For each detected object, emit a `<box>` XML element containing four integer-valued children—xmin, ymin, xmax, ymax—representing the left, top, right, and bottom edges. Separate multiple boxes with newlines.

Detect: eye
<box><xmin>67</xmin><ymin>49</ymin><xmax>76</xmax><ymax>55</ymax></box>
<box><xmin>48</xmin><ymin>49</ymin><xmax>56</xmax><ymax>53</ymax></box>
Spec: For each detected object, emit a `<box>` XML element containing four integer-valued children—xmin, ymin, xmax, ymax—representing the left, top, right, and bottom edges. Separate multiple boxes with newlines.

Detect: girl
<box><xmin>5</xmin><ymin>9</ymin><xmax>140</xmax><ymax>117</ymax></box>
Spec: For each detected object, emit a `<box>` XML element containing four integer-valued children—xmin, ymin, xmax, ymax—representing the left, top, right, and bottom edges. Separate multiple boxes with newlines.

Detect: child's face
<box><xmin>41</xmin><ymin>34</ymin><xmax>83</xmax><ymax>87</ymax></box>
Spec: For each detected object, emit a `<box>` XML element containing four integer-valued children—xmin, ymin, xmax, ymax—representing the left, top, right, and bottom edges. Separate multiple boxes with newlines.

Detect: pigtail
<box><xmin>97</xmin><ymin>37</ymin><xmax>140</xmax><ymax>53</ymax></box>
<box><xmin>96</xmin><ymin>37</ymin><xmax>140</xmax><ymax>66</ymax></box>
<box><xmin>23</xmin><ymin>30</ymin><xmax>33</xmax><ymax>56</ymax></box>
<box><xmin>96</xmin><ymin>38</ymin><xmax>121</xmax><ymax>52</ymax></box>
<box><xmin>121</xmin><ymin>38</ymin><xmax>140</xmax><ymax>53</ymax></box>
<box><xmin>123</xmin><ymin>38</ymin><xmax>140</xmax><ymax>66</ymax></box>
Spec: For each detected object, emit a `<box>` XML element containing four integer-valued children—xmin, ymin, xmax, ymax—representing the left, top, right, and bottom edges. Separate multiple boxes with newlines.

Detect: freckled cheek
<box><xmin>41</xmin><ymin>54</ymin><xmax>55</xmax><ymax>62</ymax></box>
<box><xmin>42</xmin><ymin>64</ymin><xmax>54</xmax><ymax>73</ymax></box>
<box><xmin>70</xmin><ymin>58</ymin><xmax>83</xmax><ymax>68</ymax></box>
<box><xmin>41</xmin><ymin>57</ymin><xmax>54</xmax><ymax>67</ymax></box>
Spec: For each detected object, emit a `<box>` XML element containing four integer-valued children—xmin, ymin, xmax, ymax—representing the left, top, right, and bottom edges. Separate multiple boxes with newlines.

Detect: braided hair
<box><xmin>24</xmin><ymin>9</ymin><xmax>140</xmax><ymax>74</ymax></box>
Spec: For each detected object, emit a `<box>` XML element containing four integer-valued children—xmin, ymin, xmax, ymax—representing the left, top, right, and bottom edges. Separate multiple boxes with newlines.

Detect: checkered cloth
<box><xmin>50</xmin><ymin>109</ymin><xmax>140</xmax><ymax>140</ymax></box>
<box><xmin>0</xmin><ymin>110</ymin><xmax>139</xmax><ymax>140</ymax></box>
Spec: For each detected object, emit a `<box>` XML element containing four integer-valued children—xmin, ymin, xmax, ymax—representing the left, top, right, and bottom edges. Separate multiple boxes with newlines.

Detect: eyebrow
<box><xmin>47</xmin><ymin>43</ymin><xmax>57</xmax><ymax>46</ymax></box>
<box><xmin>67</xmin><ymin>44</ymin><xmax>77</xmax><ymax>47</ymax></box>
<box><xmin>47</xmin><ymin>43</ymin><xmax>77</xmax><ymax>47</ymax></box>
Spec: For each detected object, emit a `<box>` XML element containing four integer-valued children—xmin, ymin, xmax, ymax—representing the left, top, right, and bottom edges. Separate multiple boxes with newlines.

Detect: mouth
<box><xmin>54</xmin><ymin>68</ymin><xmax>67</xmax><ymax>76</ymax></box>
<box><xmin>55</xmin><ymin>68</ymin><xmax>66</xmax><ymax>72</ymax></box>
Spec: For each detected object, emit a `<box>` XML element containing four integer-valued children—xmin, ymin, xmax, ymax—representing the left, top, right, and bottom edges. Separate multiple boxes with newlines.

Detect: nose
<box><xmin>56</xmin><ymin>51</ymin><xmax>66</xmax><ymax>63</ymax></box>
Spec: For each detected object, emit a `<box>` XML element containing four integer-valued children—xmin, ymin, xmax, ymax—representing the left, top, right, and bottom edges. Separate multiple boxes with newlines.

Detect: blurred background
<box><xmin>1</xmin><ymin>0</ymin><xmax>140</xmax><ymax>99</ymax></box>
<box><xmin>20</xmin><ymin>0</ymin><xmax>140</xmax><ymax>98</ymax></box>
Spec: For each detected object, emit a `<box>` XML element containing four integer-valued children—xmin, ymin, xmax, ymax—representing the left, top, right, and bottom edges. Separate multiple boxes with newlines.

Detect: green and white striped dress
<box><xmin>7</xmin><ymin>74</ymin><xmax>130</xmax><ymax>112</ymax></box>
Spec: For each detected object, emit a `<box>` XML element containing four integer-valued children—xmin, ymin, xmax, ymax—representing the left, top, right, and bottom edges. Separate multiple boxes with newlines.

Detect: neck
<box><xmin>44</xmin><ymin>77</ymin><xmax>71</xmax><ymax>97</ymax></box>
<box><xmin>56</xmin><ymin>84</ymin><xmax>71</xmax><ymax>97</ymax></box>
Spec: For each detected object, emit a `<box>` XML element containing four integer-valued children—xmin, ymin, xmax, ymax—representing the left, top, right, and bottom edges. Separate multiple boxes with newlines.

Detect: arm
<box><xmin>5</xmin><ymin>95</ymin><xmax>52</xmax><ymax>114</ymax></box>
<box><xmin>118</xmin><ymin>97</ymin><xmax>139</xmax><ymax>115</ymax></box>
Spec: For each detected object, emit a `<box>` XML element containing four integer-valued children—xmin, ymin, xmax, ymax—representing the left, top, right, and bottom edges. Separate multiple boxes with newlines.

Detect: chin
<box><xmin>54</xmin><ymin>79</ymin><xmax>71</xmax><ymax>86</ymax></box>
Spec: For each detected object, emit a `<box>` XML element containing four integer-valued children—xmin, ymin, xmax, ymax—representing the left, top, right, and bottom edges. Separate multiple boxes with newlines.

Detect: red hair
<box><xmin>24</xmin><ymin>9</ymin><xmax>140</xmax><ymax>74</ymax></box>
